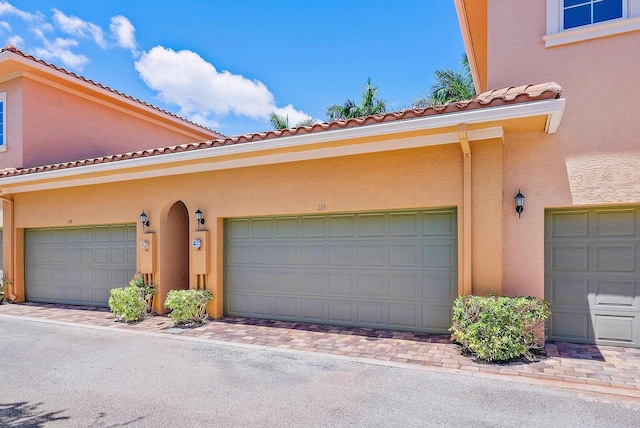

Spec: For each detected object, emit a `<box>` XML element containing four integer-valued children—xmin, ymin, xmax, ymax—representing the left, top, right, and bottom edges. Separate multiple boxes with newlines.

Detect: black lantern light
<box><xmin>195</xmin><ymin>209</ymin><xmax>205</xmax><ymax>229</ymax></box>
<box><xmin>140</xmin><ymin>211</ymin><xmax>149</xmax><ymax>230</ymax></box>
<box><xmin>514</xmin><ymin>190</ymin><xmax>525</xmax><ymax>218</ymax></box>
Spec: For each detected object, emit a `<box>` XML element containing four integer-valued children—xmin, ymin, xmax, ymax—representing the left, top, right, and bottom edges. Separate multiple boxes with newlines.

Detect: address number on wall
<box><xmin>317</xmin><ymin>204</ymin><xmax>326</xmax><ymax>211</ymax></box>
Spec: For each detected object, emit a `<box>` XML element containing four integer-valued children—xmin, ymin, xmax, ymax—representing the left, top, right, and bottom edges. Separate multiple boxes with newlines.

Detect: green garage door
<box><xmin>224</xmin><ymin>209</ymin><xmax>457</xmax><ymax>333</ymax></box>
<box><xmin>546</xmin><ymin>207</ymin><xmax>640</xmax><ymax>347</ymax></box>
<box><xmin>25</xmin><ymin>224</ymin><xmax>137</xmax><ymax>307</ymax></box>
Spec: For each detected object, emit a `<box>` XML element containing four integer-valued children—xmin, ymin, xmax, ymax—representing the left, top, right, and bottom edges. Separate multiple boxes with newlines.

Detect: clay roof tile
<box><xmin>0</xmin><ymin>81</ymin><xmax>562</xmax><ymax>179</ymax></box>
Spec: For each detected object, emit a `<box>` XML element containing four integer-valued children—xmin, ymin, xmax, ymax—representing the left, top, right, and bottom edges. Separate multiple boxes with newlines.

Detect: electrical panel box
<box><xmin>190</xmin><ymin>230</ymin><xmax>209</xmax><ymax>274</ymax></box>
<box><xmin>139</xmin><ymin>232</ymin><xmax>156</xmax><ymax>274</ymax></box>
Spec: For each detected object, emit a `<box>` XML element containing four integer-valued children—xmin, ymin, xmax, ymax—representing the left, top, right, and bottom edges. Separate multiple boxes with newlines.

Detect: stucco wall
<box><xmin>486</xmin><ymin>0</ymin><xmax>640</xmax><ymax>297</ymax></box>
<box><xmin>7</xmin><ymin>142</ymin><xmax>511</xmax><ymax>315</ymax></box>
<box><xmin>0</xmin><ymin>78</ymin><xmax>24</xmax><ymax>170</ymax></box>
<box><xmin>470</xmin><ymin>138</ymin><xmax>502</xmax><ymax>296</ymax></box>
<box><xmin>19</xmin><ymin>78</ymin><xmax>213</xmax><ymax>169</ymax></box>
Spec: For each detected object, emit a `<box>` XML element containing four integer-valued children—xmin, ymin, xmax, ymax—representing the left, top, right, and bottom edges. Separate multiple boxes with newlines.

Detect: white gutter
<box><xmin>0</xmin><ymin>98</ymin><xmax>565</xmax><ymax>189</ymax></box>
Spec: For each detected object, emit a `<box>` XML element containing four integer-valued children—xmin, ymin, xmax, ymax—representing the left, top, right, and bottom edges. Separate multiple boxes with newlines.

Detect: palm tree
<box><xmin>269</xmin><ymin>113</ymin><xmax>316</xmax><ymax>130</ymax></box>
<box><xmin>413</xmin><ymin>54</ymin><xmax>476</xmax><ymax>108</ymax></box>
<box><xmin>326</xmin><ymin>78</ymin><xmax>386</xmax><ymax>121</ymax></box>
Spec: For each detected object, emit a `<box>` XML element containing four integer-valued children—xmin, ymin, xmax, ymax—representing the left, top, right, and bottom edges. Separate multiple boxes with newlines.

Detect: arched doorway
<box><xmin>157</xmin><ymin>200</ymin><xmax>190</xmax><ymax>313</ymax></box>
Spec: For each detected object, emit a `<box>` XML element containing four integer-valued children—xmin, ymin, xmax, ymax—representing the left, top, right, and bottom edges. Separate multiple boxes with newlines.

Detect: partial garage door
<box><xmin>0</xmin><ymin>229</ymin><xmax>3</xmax><ymax>274</ymax></box>
<box><xmin>546</xmin><ymin>207</ymin><xmax>640</xmax><ymax>347</ymax></box>
<box><xmin>224</xmin><ymin>209</ymin><xmax>457</xmax><ymax>333</ymax></box>
<box><xmin>25</xmin><ymin>224</ymin><xmax>137</xmax><ymax>307</ymax></box>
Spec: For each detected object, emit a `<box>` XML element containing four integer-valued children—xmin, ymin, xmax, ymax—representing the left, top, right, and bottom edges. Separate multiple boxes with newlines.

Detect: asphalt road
<box><xmin>1</xmin><ymin>316</ymin><xmax>640</xmax><ymax>427</ymax></box>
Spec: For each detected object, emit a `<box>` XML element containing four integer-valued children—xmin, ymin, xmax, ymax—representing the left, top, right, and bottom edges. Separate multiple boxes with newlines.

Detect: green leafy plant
<box><xmin>164</xmin><ymin>289</ymin><xmax>213</xmax><ymax>326</ymax></box>
<box><xmin>128</xmin><ymin>276</ymin><xmax>156</xmax><ymax>313</ymax></box>
<box><xmin>108</xmin><ymin>276</ymin><xmax>157</xmax><ymax>322</ymax></box>
<box><xmin>0</xmin><ymin>275</ymin><xmax>12</xmax><ymax>304</ymax></box>
<box><xmin>450</xmin><ymin>295</ymin><xmax>550</xmax><ymax>362</ymax></box>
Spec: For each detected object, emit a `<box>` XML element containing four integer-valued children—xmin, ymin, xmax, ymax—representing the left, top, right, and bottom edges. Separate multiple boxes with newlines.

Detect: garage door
<box><xmin>25</xmin><ymin>224</ymin><xmax>137</xmax><ymax>307</ymax></box>
<box><xmin>546</xmin><ymin>207</ymin><xmax>640</xmax><ymax>347</ymax></box>
<box><xmin>224</xmin><ymin>209</ymin><xmax>457</xmax><ymax>333</ymax></box>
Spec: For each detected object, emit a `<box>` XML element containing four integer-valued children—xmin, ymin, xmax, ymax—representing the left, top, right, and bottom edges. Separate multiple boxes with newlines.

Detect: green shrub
<box><xmin>108</xmin><ymin>286</ymin><xmax>147</xmax><ymax>322</ymax></box>
<box><xmin>164</xmin><ymin>289</ymin><xmax>213</xmax><ymax>326</ymax></box>
<box><xmin>128</xmin><ymin>276</ymin><xmax>156</xmax><ymax>313</ymax></box>
<box><xmin>0</xmin><ymin>275</ymin><xmax>12</xmax><ymax>304</ymax></box>
<box><xmin>450</xmin><ymin>295</ymin><xmax>550</xmax><ymax>362</ymax></box>
<box><xmin>108</xmin><ymin>277</ymin><xmax>156</xmax><ymax>322</ymax></box>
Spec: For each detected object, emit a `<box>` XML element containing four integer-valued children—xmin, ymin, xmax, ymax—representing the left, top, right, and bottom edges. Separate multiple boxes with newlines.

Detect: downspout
<box><xmin>458</xmin><ymin>124</ymin><xmax>472</xmax><ymax>295</ymax></box>
<box><xmin>0</xmin><ymin>194</ymin><xmax>15</xmax><ymax>300</ymax></box>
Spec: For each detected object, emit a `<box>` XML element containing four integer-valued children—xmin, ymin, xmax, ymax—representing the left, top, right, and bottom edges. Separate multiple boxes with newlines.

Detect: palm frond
<box><xmin>294</xmin><ymin>117</ymin><xmax>316</xmax><ymax>127</ymax></box>
<box><xmin>326</xmin><ymin>78</ymin><xmax>387</xmax><ymax>120</ymax></box>
<box><xmin>269</xmin><ymin>112</ymin><xmax>290</xmax><ymax>130</ymax></box>
<box><xmin>412</xmin><ymin>53</ymin><xmax>476</xmax><ymax>108</ymax></box>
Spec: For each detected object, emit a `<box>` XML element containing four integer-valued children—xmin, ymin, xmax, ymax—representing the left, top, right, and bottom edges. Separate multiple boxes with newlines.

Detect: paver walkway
<box><xmin>2</xmin><ymin>302</ymin><xmax>640</xmax><ymax>397</ymax></box>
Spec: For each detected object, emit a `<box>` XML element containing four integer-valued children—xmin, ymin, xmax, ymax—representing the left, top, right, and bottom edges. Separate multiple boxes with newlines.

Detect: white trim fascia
<box><xmin>0</xmin><ymin>98</ymin><xmax>564</xmax><ymax>188</ymax></box>
<box><xmin>543</xmin><ymin>15</ymin><xmax>640</xmax><ymax>47</ymax></box>
<box><xmin>454</xmin><ymin>0</ymin><xmax>482</xmax><ymax>93</ymax></box>
<box><xmin>1</xmin><ymin>127</ymin><xmax>505</xmax><ymax>194</ymax></box>
<box><xmin>545</xmin><ymin>98</ymin><xmax>565</xmax><ymax>133</ymax></box>
<box><xmin>0</xmin><ymin>52</ymin><xmax>220</xmax><ymax>138</ymax></box>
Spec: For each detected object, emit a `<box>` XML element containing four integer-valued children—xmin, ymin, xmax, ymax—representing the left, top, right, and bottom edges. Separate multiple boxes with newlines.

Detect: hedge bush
<box><xmin>108</xmin><ymin>286</ymin><xmax>147</xmax><ymax>322</ymax></box>
<box><xmin>164</xmin><ymin>289</ymin><xmax>213</xmax><ymax>326</ymax></box>
<box><xmin>108</xmin><ymin>277</ymin><xmax>156</xmax><ymax>322</ymax></box>
<box><xmin>450</xmin><ymin>295</ymin><xmax>550</xmax><ymax>362</ymax></box>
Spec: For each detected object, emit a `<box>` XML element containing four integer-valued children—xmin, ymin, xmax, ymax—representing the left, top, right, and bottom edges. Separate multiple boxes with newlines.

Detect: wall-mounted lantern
<box><xmin>514</xmin><ymin>190</ymin><xmax>525</xmax><ymax>218</ymax></box>
<box><xmin>195</xmin><ymin>209</ymin><xmax>205</xmax><ymax>229</ymax></box>
<box><xmin>140</xmin><ymin>211</ymin><xmax>150</xmax><ymax>230</ymax></box>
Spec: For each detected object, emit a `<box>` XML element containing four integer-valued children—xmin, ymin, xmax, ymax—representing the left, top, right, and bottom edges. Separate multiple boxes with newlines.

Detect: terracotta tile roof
<box><xmin>0</xmin><ymin>82</ymin><xmax>562</xmax><ymax>179</ymax></box>
<box><xmin>1</xmin><ymin>45</ymin><xmax>223</xmax><ymax>137</ymax></box>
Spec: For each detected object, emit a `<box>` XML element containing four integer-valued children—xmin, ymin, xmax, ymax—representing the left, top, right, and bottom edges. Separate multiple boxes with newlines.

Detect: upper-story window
<box><xmin>545</xmin><ymin>0</ymin><xmax>640</xmax><ymax>46</ymax></box>
<box><xmin>0</xmin><ymin>92</ymin><xmax>5</xmax><ymax>151</ymax></box>
<box><xmin>564</xmin><ymin>0</ymin><xmax>623</xmax><ymax>29</ymax></box>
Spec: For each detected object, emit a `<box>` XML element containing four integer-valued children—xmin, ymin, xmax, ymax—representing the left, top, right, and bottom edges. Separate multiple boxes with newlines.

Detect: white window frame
<box><xmin>0</xmin><ymin>92</ymin><xmax>6</xmax><ymax>152</ymax></box>
<box><xmin>544</xmin><ymin>0</ymin><xmax>640</xmax><ymax>47</ymax></box>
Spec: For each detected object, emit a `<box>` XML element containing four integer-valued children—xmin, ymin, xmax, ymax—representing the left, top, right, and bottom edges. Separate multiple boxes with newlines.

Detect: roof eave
<box><xmin>0</xmin><ymin>98</ymin><xmax>566</xmax><ymax>193</ymax></box>
<box><xmin>0</xmin><ymin>49</ymin><xmax>222</xmax><ymax>139</ymax></box>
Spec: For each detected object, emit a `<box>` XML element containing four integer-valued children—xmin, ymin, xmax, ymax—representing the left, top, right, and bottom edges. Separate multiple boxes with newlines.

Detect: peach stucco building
<box><xmin>0</xmin><ymin>0</ymin><xmax>638</xmax><ymax>347</ymax></box>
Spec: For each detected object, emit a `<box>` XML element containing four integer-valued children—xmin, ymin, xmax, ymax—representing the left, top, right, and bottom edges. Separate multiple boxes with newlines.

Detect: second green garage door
<box><xmin>25</xmin><ymin>224</ymin><xmax>137</xmax><ymax>307</ymax></box>
<box><xmin>546</xmin><ymin>207</ymin><xmax>640</xmax><ymax>347</ymax></box>
<box><xmin>224</xmin><ymin>209</ymin><xmax>458</xmax><ymax>333</ymax></box>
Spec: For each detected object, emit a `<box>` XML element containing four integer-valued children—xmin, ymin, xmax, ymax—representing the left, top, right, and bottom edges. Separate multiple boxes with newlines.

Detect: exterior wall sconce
<box><xmin>140</xmin><ymin>211</ymin><xmax>150</xmax><ymax>230</ymax></box>
<box><xmin>514</xmin><ymin>190</ymin><xmax>525</xmax><ymax>218</ymax></box>
<box><xmin>195</xmin><ymin>209</ymin><xmax>205</xmax><ymax>229</ymax></box>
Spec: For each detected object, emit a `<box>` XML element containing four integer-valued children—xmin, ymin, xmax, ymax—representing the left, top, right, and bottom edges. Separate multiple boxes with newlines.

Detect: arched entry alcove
<box><xmin>157</xmin><ymin>200</ymin><xmax>190</xmax><ymax>313</ymax></box>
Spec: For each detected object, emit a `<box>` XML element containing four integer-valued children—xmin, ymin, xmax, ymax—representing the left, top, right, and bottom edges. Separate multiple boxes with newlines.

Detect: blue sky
<box><xmin>0</xmin><ymin>1</ymin><xmax>466</xmax><ymax>136</ymax></box>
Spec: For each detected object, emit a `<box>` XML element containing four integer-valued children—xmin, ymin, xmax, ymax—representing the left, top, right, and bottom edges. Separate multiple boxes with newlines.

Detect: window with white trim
<box><xmin>544</xmin><ymin>0</ymin><xmax>640</xmax><ymax>47</ymax></box>
<box><xmin>563</xmin><ymin>0</ymin><xmax>623</xmax><ymax>29</ymax></box>
<box><xmin>0</xmin><ymin>92</ymin><xmax>5</xmax><ymax>150</ymax></box>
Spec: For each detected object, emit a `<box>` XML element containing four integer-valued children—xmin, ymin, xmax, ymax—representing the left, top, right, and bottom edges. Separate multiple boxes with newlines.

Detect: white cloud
<box><xmin>0</xmin><ymin>21</ymin><xmax>11</xmax><ymax>31</ymax></box>
<box><xmin>52</xmin><ymin>8</ymin><xmax>106</xmax><ymax>48</ymax></box>
<box><xmin>134</xmin><ymin>46</ymin><xmax>312</xmax><ymax>126</ymax></box>
<box><xmin>7</xmin><ymin>34</ymin><xmax>22</xmax><ymax>46</ymax></box>
<box><xmin>33</xmin><ymin>36</ymin><xmax>88</xmax><ymax>69</ymax></box>
<box><xmin>273</xmin><ymin>104</ymin><xmax>317</xmax><ymax>127</ymax></box>
<box><xmin>110</xmin><ymin>15</ymin><xmax>136</xmax><ymax>50</ymax></box>
<box><xmin>0</xmin><ymin>1</ymin><xmax>42</xmax><ymax>22</ymax></box>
